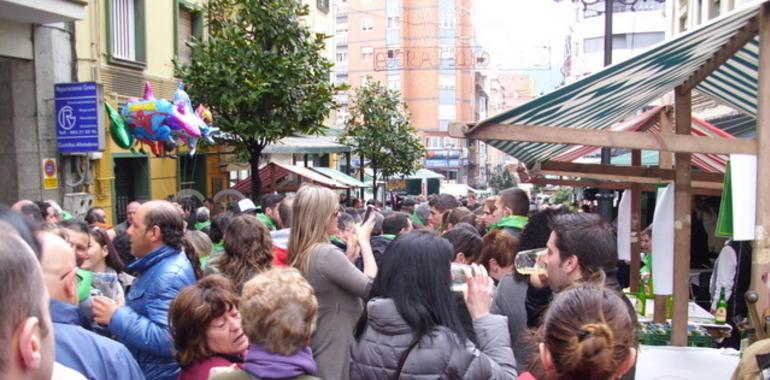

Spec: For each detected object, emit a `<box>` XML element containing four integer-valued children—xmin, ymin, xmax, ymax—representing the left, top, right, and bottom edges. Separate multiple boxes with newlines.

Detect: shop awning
<box><xmin>311</xmin><ymin>167</ymin><xmax>371</xmax><ymax>188</ymax></box>
<box><xmin>232</xmin><ymin>162</ymin><xmax>348</xmax><ymax>195</ymax></box>
<box><xmin>262</xmin><ymin>136</ymin><xmax>352</xmax><ymax>155</ymax></box>
<box><xmin>463</xmin><ymin>2</ymin><xmax>761</xmax><ymax>165</ymax></box>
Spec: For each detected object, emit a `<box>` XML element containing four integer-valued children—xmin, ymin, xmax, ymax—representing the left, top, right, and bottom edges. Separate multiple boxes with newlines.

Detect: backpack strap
<box><xmin>393</xmin><ymin>336</ymin><xmax>421</xmax><ymax>380</ymax></box>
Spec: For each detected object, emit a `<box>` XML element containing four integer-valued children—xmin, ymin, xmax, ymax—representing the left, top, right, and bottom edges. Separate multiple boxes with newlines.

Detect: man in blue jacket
<box><xmin>92</xmin><ymin>200</ymin><xmax>196</xmax><ymax>380</ymax></box>
<box><xmin>40</xmin><ymin>232</ymin><xmax>143</xmax><ymax>380</ymax></box>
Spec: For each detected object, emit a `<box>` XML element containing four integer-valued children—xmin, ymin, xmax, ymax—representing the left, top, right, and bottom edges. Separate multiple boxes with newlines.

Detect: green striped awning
<box><xmin>311</xmin><ymin>167</ymin><xmax>371</xmax><ymax>188</ymax></box>
<box><xmin>470</xmin><ymin>2</ymin><xmax>762</xmax><ymax>166</ymax></box>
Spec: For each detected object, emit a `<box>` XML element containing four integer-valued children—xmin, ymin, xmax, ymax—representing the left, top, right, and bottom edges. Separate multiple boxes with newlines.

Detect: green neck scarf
<box><xmin>491</xmin><ymin>215</ymin><xmax>528</xmax><ymax>230</ymax></box>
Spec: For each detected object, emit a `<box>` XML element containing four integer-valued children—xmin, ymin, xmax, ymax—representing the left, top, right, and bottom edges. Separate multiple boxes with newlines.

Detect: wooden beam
<box><xmin>660</xmin><ymin>107</ymin><xmax>675</xmax><ymax>169</ymax></box>
<box><xmin>527</xmin><ymin>177</ymin><xmax>723</xmax><ymax>196</ymax></box>
<box><xmin>753</xmin><ymin>2</ymin><xmax>770</xmax><ymax>325</ymax></box>
<box><xmin>630</xmin><ymin>150</ymin><xmax>642</xmax><ymax>293</ymax></box>
<box><xmin>540</xmin><ymin>161</ymin><xmax>724</xmax><ymax>183</ymax></box>
<box><xmin>465</xmin><ymin>123</ymin><xmax>756</xmax><ymax>155</ymax></box>
<box><xmin>671</xmin><ymin>87</ymin><xmax>693</xmax><ymax>347</ymax></box>
<box><xmin>682</xmin><ymin>17</ymin><xmax>759</xmax><ymax>92</ymax></box>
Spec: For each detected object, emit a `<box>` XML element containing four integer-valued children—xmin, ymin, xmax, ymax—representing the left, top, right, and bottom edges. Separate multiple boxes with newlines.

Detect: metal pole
<box><xmin>598</xmin><ymin>0</ymin><xmax>614</xmax><ymax>221</ymax></box>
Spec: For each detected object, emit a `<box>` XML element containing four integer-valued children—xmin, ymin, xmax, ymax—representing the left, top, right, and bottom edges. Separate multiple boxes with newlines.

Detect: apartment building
<box><xmin>336</xmin><ymin>0</ymin><xmax>482</xmax><ymax>183</ymax></box>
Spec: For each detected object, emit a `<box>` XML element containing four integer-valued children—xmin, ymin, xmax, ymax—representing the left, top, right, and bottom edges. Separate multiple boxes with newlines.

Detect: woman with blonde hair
<box><xmin>287</xmin><ymin>185</ymin><xmax>376</xmax><ymax>380</ymax></box>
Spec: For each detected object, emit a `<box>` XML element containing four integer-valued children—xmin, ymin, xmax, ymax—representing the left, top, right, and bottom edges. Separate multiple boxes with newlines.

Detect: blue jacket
<box><xmin>109</xmin><ymin>245</ymin><xmax>196</xmax><ymax>380</ymax></box>
<box><xmin>50</xmin><ymin>300</ymin><xmax>144</xmax><ymax>380</ymax></box>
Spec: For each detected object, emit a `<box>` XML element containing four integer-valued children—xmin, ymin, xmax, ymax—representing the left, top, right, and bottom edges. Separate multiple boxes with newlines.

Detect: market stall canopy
<box><xmin>232</xmin><ymin>162</ymin><xmax>348</xmax><ymax>195</ymax></box>
<box><xmin>553</xmin><ymin>108</ymin><xmax>736</xmax><ymax>173</ymax></box>
<box><xmin>458</xmin><ymin>2</ymin><xmax>762</xmax><ymax>165</ymax></box>
<box><xmin>311</xmin><ymin>166</ymin><xmax>371</xmax><ymax>188</ymax></box>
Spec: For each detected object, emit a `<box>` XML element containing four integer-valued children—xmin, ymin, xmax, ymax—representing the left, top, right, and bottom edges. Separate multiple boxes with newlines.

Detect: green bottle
<box><xmin>636</xmin><ymin>279</ymin><xmax>647</xmax><ymax>316</ymax></box>
<box><xmin>715</xmin><ymin>286</ymin><xmax>728</xmax><ymax>324</ymax></box>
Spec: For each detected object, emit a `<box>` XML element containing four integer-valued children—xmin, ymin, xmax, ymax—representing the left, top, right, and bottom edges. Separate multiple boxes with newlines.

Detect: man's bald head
<box><xmin>39</xmin><ymin>232</ymin><xmax>78</xmax><ymax>305</ymax></box>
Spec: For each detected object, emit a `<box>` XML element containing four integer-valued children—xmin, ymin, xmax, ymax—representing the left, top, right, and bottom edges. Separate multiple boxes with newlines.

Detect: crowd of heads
<box><xmin>0</xmin><ymin>184</ymin><xmax>643</xmax><ymax>380</ymax></box>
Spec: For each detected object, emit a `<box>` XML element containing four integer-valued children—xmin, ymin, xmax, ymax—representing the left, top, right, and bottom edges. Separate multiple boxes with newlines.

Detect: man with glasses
<box><xmin>91</xmin><ymin>200</ymin><xmax>196</xmax><ymax>380</ymax></box>
<box><xmin>40</xmin><ymin>232</ymin><xmax>142</xmax><ymax>380</ymax></box>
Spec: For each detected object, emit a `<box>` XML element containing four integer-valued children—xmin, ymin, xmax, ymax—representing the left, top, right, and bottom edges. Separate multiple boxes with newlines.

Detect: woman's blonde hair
<box><xmin>288</xmin><ymin>185</ymin><xmax>339</xmax><ymax>274</ymax></box>
<box><xmin>185</xmin><ymin>230</ymin><xmax>212</xmax><ymax>259</ymax></box>
<box><xmin>240</xmin><ymin>267</ymin><xmax>318</xmax><ymax>355</ymax></box>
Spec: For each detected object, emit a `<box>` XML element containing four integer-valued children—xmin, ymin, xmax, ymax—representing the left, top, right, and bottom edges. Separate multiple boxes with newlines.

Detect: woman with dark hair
<box><xmin>350</xmin><ymin>231</ymin><xmax>517</xmax><ymax>379</ymax></box>
<box><xmin>443</xmin><ymin>226</ymin><xmax>483</xmax><ymax>264</ymax></box>
<box><xmin>519</xmin><ymin>281</ymin><xmax>636</xmax><ymax>380</ymax></box>
<box><xmin>169</xmin><ymin>275</ymin><xmax>248</xmax><ymax>380</ymax></box>
<box><xmin>84</xmin><ymin>227</ymin><xmax>132</xmax><ymax>305</ymax></box>
<box><xmin>206</xmin><ymin>214</ymin><xmax>273</xmax><ymax>291</ymax></box>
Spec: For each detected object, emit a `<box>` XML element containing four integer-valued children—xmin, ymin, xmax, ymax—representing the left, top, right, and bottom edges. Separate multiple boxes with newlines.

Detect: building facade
<box><xmin>565</xmin><ymin>0</ymin><xmax>667</xmax><ymax>83</ymax></box>
<box><xmin>335</xmin><ymin>0</ymin><xmax>483</xmax><ymax>184</ymax></box>
<box><xmin>0</xmin><ymin>0</ymin><xmax>86</xmax><ymax>206</ymax></box>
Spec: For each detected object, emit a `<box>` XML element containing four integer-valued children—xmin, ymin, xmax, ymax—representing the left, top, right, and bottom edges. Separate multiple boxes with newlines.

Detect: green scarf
<box><xmin>411</xmin><ymin>212</ymin><xmax>424</xmax><ymax>227</ymax></box>
<box><xmin>490</xmin><ymin>215</ymin><xmax>529</xmax><ymax>230</ymax></box>
<box><xmin>381</xmin><ymin>234</ymin><xmax>397</xmax><ymax>240</ymax></box>
<box><xmin>256</xmin><ymin>213</ymin><xmax>276</xmax><ymax>230</ymax></box>
<box><xmin>329</xmin><ymin>236</ymin><xmax>345</xmax><ymax>245</ymax></box>
<box><xmin>194</xmin><ymin>220</ymin><xmax>211</xmax><ymax>231</ymax></box>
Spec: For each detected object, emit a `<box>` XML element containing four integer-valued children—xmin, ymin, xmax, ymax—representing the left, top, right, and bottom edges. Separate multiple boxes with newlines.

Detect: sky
<box><xmin>472</xmin><ymin>0</ymin><xmax>575</xmax><ymax>93</ymax></box>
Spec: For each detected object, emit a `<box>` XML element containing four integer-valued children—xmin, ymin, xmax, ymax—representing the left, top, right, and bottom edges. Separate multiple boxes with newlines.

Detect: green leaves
<box><xmin>175</xmin><ymin>0</ymin><xmax>344</xmax><ymax>159</ymax></box>
<box><xmin>340</xmin><ymin>81</ymin><xmax>425</xmax><ymax>191</ymax></box>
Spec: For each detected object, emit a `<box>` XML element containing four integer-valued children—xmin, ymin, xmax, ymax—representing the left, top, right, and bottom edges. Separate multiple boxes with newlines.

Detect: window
<box><xmin>439</xmin><ymin>104</ymin><xmax>456</xmax><ymax>120</ymax></box>
<box><xmin>440</xmin><ymin>46</ymin><xmax>455</xmax><ymax>60</ymax></box>
<box><xmin>361</xmin><ymin>17</ymin><xmax>374</xmax><ymax>31</ymax></box>
<box><xmin>387</xmin><ymin>76</ymin><xmax>400</xmax><ymax>91</ymax></box>
<box><xmin>583</xmin><ymin>32</ymin><xmax>664</xmax><ymax>54</ymax></box>
<box><xmin>439</xmin><ymin>12</ymin><xmax>456</xmax><ymax>29</ymax></box>
<box><xmin>336</xmin><ymin>25</ymin><xmax>348</xmax><ymax>45</ymax></box>
<box><xmin>361</xmin><ymin>47</ymin><xmax>373</xmax><ymax>61</ymax></box>
<box><xmin>439</xmin><ymin>74</ymin><xmax>456</xmax><ymax>89</ymax></box>
<box><xmin>336</xmin><ymin>51</ymin><xmax>348</xmax><ymax>64</ymax></box>
<box><xmin>177</xmin><ymin>4</ymin><xmax>203</xmax><ymax>65</ymax></box>
<box><xmin>426</xmin><ymin>137</ymin><xmax>442</xmax><ymax>148</ymax></box>
<box><xmin>317</xmin><ymin>0</ymin><xmax>330</xmax><ymax>13</ymax></box>
<box><xmin>387</xmin><ymin>48</ymin><xmax>399</xmax><ymax>59</ymax></box>
<box><xmin>109</xmin><ymin>0</ymin><xmax>145</xmax><ymax>65</ymax></box>
<box><xmin>387</xmin><ymin>15</ymin><xmax>400</xmax><ymax>29</ymax></box>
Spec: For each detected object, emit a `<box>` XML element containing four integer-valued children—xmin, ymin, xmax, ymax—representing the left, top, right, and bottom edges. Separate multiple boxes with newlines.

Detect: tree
<box><xmin>340</xmin><ymin>81</ymin><xmax>425</xmax><ymax>197</ymax></box>
<box><xmin>175</xmin><ymin>0</ymin><xmax>343</xmax><ymax>200</ymax></box>
<box><xmin>488</xmin><ymin>164</ymin><xmax>516</xmax><ymax>192</ymax></box>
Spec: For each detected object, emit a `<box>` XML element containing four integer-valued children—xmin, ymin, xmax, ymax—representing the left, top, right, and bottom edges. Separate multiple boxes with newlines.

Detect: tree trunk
<box><xmin>359</xmin><ymin>153</ymin><xmax>365</xmax><ymax>201</ymax></box>
<box><xmin>372</xmin><ymin>165</ymin><xmax>378</xmax><ymax>203</ymax></box>
<box><xmin>249</xmin><ymin>145</ymin><xmax>263</xmax><ymax>202</ymax></box>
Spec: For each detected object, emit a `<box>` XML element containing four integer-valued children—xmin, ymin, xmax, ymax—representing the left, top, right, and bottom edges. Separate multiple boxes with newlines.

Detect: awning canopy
<box><xmin>263</xmin><ymin>136</ymin><xmax>352</xmax><ymax>155</ymax></box>
<box><xmin>232</xmin><ymin>162</ymin><xmax>348</xmax><ymax>195</ymax></box>
<box><xmin>465</xmin><ymin>1</ymin><xmax>761</xmax><ymax>165</ymax></box>
<box><xmin>552</xmin><ymin>107</ymin><xmax>735</xmax><ymax>173</ymax></box>
<box><xmin>311</xmin><ymin>167</ymin><xmax>371</xmax><ymax>188</ymax></box>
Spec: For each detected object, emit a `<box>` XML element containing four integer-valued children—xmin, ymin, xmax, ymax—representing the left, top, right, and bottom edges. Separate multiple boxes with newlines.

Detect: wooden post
<box><xmin>671</xmin><ymin>86</ymin><xmax>693</xmax><ymax>346</ymax></box>
<box><xmin>659</xmin><ymin>107</ymin><xmax>674</xmax><ymax>169</ymax></box>
<box><xmin>753</xmin><ymin>3</ymin><xmax>770</xmax><ymax>322</ymax></box>
<box><xmin>630</xmin><ymin>149</ymin><xmax>642</xmax><ymax>292</ymax></box>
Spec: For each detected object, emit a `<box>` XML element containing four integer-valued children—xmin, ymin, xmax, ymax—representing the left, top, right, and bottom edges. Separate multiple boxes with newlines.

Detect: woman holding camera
<box><xmin>350</xmin><ymin>230</ymin><xmax>518</xmax><ymax>379</ymax></box>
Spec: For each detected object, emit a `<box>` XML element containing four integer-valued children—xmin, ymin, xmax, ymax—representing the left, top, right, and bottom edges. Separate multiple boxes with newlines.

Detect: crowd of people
<box><xmin>0</xmin><ymin>188</ymin><xmax>665</xmax><ymax>380</ymax></box>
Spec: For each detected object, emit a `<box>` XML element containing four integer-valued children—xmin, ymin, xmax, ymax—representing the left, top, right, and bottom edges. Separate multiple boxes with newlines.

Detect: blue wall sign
<box><xmin>55</xmin><ymin>82</ymin><xmax>104</xmax><ymax>153</ymax></box>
